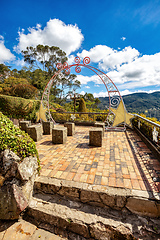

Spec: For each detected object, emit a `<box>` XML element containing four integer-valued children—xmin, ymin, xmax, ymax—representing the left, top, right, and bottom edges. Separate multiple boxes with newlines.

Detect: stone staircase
<box><xmin>24</xmin><ymin>176</ymin><xmax>160</xmax><ymax>240</ymax></box>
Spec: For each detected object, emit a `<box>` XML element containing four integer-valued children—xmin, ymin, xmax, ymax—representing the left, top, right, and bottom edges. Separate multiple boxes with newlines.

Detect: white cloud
<box><xmin>80</xmin><ymin>91</ymin><xmax>85</xmax><ymax>95</ymax></box>
<box><xmin>76</xmin><ymin>45</ymin><xmax>160</xmax><ymax>91</ymax></box>
<box><xmin>110</xmin><ymin>52</ymin><xmax>160</xmax><ymax>89</ymax></box>
<box><xmin>15</xmin><ymin>58</ymin><xmax>26</xmax><ymax>67</ymax></box>
<box><xmin>78</xmin><ymin>45</ymin><xmax>139</xmax><ymax>71</ymax></box>
<box><xmin>93</xmin><ymin>89</ymin><xmax>160</xmax><ymax>98</ymax></box>
<box><xmin>0</xmin><ymin>36</ymin><xmax>15</xmax><ymax>63</ymax></box>
<box><xmin>120</xmin><ymin>89</ymin><xmax>160</xmax><ymax>96</ymax></box>
<box><xmin>85</xmin><ymin>86</ymin><xmax>90</xmax><ymax>89</ymax></box>
<box><xmin>93</xmin><ymin>91</ymin><xmax>108</xmax><ymax>98</ymax></box>
<box><xmin>76</xmin><ymin>74</ymin><xmax>102</xmax><ymax>85</ymax></box>
<box><xmin>67</xmin><ymin>55</ymin><xmax>75</xmax><ymax>65</ymax></box>
<box><xmin>15</xmin><ymin>19</ymin><xmax>84</xmax><ymax>55</ymax></box>
<box><xmin>120</xmin><ymin>89</ymin><xmax>134</xmax><ymax>96</ymax></box>
<box><xmin>121</xmin><ymin>37</ymin><xmax>126</xmax><ymax>41</ymax></box>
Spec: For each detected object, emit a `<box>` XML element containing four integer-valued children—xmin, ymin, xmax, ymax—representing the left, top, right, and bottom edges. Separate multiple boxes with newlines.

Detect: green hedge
<box><xmin>50</xmin><ymin>110</ymin><xmax>108</xmax><ymax>122</ymax></box>
<box><xmin>0</xmin><ymin>94</ymin><xmax>40</xmax><ymax>121</ymax></box>
<box><xmin>0</xmin><ymin>111</ymin><xmax>40</xmax><ymax>170</ymax></box>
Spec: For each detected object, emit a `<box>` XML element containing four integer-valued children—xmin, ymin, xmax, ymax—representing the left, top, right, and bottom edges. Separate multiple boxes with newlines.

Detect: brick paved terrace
<box><xmin>36</xmin><ymin>125</ymin><xmax>160</xmax><ymax>193</ymax></box>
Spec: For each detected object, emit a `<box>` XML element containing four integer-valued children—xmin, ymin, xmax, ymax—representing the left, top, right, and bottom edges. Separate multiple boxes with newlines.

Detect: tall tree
<box><xmin>21</xmin><ymin>45</ymin><xmax>67</xmax><ymax>75</ymax></box>
<box><xmin>0</xmin><ymin>64</ymin><xmax>11</xmax><ymax>83</ymax></box>
<box><xmin>21</xmin><ymin>45</ymin><xmax>81</xmax><ymax>102</ymax></box>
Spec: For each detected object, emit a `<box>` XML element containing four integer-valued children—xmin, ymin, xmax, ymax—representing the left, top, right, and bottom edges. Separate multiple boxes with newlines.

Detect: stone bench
<box><xmin>19</xmin><ymin>120</ymin><xmax>31</xmax><ymax>132</ymax></box>
<box><xmin>89</xmin><ymin>128</ymin><xmax>103</xmax><ymax>147</ymax></box>
<box><xmin>27</xmin><ymin>124</ymin><xmax>43</xmax><ymax>142</ymax></box>
<box><xmin>64</xmin><ymin>122</ymin><xmax>75</xmax><ymax>136</ymax></box>
<box><xmin>52</xmin><ymin>127</ymin><xmax>67</xmax><ymax>144</ymax></box>
<box><xmin>42</xmin><ymin>121</ymin><xmax>54</xmax><ymax>135</ymax></box>
<box><xmin>94</xmin><ymin>122</ymin><xmax>105</xmax><ymax>137</ymax></box>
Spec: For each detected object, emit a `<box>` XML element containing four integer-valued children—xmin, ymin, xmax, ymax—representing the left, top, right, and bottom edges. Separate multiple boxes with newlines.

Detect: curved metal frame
<box><xmin>41</xmin><ymin>56</ymin><xmax>126</xmax><ymax>129</ymax></box>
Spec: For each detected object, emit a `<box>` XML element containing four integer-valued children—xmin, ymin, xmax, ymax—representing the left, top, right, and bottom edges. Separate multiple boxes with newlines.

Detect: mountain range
<box><xmin>98</xmin><ymin>91</ymin><xmax>160</xmax><ymax>120</ymax></box>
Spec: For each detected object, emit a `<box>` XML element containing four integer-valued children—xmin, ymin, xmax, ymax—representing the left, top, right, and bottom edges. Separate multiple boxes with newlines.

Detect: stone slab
<box><xmin>64</xmin><ymin>122</ymin><xmax>75</xmax><ymax>136</ymax></box>
<box><xmin>94</xmin><ymin>122</ymin><xmax>105</xmax><ymax>137</ymax></box>
<box><xmin>42</xmin><ymin>121</ymin><xmax>54</xmax><ymax>135</ymax></box>
<box><xmin>27</xmin><ymin>124</ymin><xmax>43</xmax><ymax>142</ymax></box>
<box><xmin>52</xmin><ymin>127</ymin><xmax>67</xmax><ymax>144</ymax></box>
<box><xmin>19</xmin><ymin>121</ymin><xmax>31</xmax><ymax>132</ymax></box>
<box><xmin>89</xmin><ymin>127</ymin><xmax>103</xmax><ymax>147</ymax></box>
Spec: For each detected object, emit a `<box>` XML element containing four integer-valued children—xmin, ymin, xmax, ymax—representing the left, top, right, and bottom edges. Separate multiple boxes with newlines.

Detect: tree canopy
<box><xmin>21</xmin><ymin>44</ymin><xmax>68</xmax><ymax>75</ymax></box>
<box><xmin>1</xmin><ymin>45</ymin><xmax>81</xmax><ymax>103</ymax></box>
<box><xmin>0</xmin><ymin>77</ymin><xmax>38</xmax><ymax>99</ymax></box>
<box><xmin>21</xmin><ymin>44</ymin><xmax>81</xmax><ymax>102</ymax></box>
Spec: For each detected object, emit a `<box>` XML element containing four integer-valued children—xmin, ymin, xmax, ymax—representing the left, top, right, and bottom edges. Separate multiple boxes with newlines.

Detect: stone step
<box><xmin>34</xmin><ymin>176</ymin><xmax>160</xmax><ymax>218</ymax></box>
<box><xmin>27</xmin><ymin>193</ymin><xmax>160</xmax><ymax>240</ymax></box>
<box><xmin>0</xmin><ymin>218</ymin><xmax>65</xmax><ymax>240</ymax></box>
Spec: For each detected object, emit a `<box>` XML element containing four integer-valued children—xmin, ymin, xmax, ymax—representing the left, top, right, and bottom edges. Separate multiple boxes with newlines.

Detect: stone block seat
<box><xmin>94</xmin><ymin>122</ymin><xmax>105</xmax><ymax>137</ymax></box>
<box><xmin>64</xmin><ymin>122</ymin><xmax>75</xmax><ymax>136</ymax></box>
<box><xmin>52</xmin><ymin>127</ymin><xmax>67</xmax><ymax>144</ymax></box>
<box><xmin>89</xmin><ymin>127</ymin><xmax>103</xmax><ymax>147</ymax></box>
<box><xmin>27</xmin><ymin>124</ymin><xmax>43</xmax><ymax>142</ymax></box>
<box><xmin>19</xmin><ymin>120</ymin><xmax>31</xmax><ymax>132</ymax></box>
<box><xmin>42</xmin><ymin>121</ymin><xmax>54</xmax><ymax>135</ymax></box>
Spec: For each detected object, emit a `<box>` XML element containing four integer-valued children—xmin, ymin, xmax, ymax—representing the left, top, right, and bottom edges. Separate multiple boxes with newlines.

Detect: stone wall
<box><xmin>0</xmin><ymin>149</ymin><xmax>38</xmax><ymax>220</ymax></box>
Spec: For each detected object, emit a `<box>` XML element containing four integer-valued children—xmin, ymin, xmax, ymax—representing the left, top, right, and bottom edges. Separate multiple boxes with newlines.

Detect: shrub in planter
<box><xmin>0</xmin><ymin>112</ymin><xmax>40</xmax><ymax>219</ymax></box>
<box><xmin>0</xmin><ymin>111</ymin><xmax>39</xmax><ymax>167</ymax></box>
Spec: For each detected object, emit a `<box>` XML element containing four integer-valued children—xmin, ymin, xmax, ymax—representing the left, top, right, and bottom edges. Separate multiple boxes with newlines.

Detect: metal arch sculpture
<box><xmin>40</xmin><ymin>56</ymin><xmax>131</xmax><ymax>130</ymax></box>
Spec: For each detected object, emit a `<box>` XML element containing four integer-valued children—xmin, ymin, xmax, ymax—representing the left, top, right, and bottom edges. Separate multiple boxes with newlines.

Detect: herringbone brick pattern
<box><xmin>36</xmin><ymin>125</ymin><xmax>160</xmax><ymax>193</ymax></box>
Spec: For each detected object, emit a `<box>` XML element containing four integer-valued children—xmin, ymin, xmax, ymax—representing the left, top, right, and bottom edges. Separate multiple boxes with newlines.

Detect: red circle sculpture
<box><xmin>83</xmin><ymin>56</ymin><xmax>90</xmax><ymax>65</ymax></box>
<box><xmin>75</xmin><ymin>66</ymin><xmax>81</xmax><ymax>73</ymax></box>
<box><xmin>56</xmin><ymin>63</ymin><xmax>63</xmax><ymax>69</ymax></box>
<box><xmin>63</xmin><ymin>62</ymin><xmax>68</xmax><ymax>69</ymax></box>
<box><xmin>65</xmin><ymin>68</ymin><xmax>71</xmax><ymax>75</ymax></box>
<box><xmin>74</xmin><ymin>56</ymin><xmax>81</xmax><ymax>64</ymax></box>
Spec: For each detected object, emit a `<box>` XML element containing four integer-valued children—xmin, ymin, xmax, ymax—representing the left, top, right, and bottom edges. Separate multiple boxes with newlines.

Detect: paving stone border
<box><xmin>0</xmin><ymin>219</ymin><xmax>64</xmax><ymax>240</ymax></box>
<box><xmin>24</xmin><ymin>175</ymin><xmax>160</xmax><ymax>239</ymax></box>
<box><xmin>34</xmin><ymin>176</ymin><xmax>160</xmax><ymax>218</ymax></box>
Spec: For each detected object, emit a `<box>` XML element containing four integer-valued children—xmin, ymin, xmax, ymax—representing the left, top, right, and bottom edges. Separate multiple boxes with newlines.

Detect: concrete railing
<box><xmin>133</xmin><ymin>114</ymin><xmax>160</xmax><ymax>159</ymax></box>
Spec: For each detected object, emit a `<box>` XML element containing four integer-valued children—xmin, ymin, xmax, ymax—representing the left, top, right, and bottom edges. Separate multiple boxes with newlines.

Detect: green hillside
<box><xmin>98</xmin><ymin>92</ymin><xmax>160</xmax><ymax>120</ymax></box>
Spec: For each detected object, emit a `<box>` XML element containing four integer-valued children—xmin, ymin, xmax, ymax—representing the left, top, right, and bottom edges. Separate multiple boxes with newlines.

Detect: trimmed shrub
<box><xmin>0</xmin><ymin>94</ymin><xmax>40</xmax><ymax>121</ymax></box>
<box><xmin>78</xmin><ymin>98</ymin><xmax>87</xmax><ymax>112</ymax></box>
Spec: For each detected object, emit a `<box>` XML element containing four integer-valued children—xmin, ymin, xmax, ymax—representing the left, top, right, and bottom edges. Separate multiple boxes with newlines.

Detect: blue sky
<box><xmin>1</xmin><ymin>0</ymin><xmax>160</xmax><ymax>97</ymax></box>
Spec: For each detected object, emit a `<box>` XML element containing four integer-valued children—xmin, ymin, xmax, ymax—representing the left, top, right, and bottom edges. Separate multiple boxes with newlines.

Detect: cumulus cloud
<box><xmin>93</xmin><ymin>91</ymin><xmax>108</xmax><ymax>98</ymax></box>
<box><xmin>0</xmin><ymin>36</ymin><xmax>15</xmax><ymax>63</ymax></box>
<box><xmin>93</xmin><ymin>89</ymin><xmax>160</xmax><ymax>98</ymax></box>
<box><xmin>15</xmin><ymin>19</ymin><xmax>84</xmax><ymax>55</ymax></box>
<box><xmin>111</xmin><ymin>52</ymin><xmax>160</xmax><ymax>89</ymax></box>
<box><xmin>15</xmin><ymin>58</ymin><xmax>26</xmax><ymax>67</ymax></box>
<box><xmin>85</xmin><ymin>86</ymin><xmax>90</xmax><ymax>89</ymax></box>
<box><xmin>80</xmin><ymin>91</ymin><xmax>85</xmax><ymax>95</ymax></box>
<box><xmin>75</xmin><ymin>45</ymin><xmax>160</xmax><ymax>91</ymax></box>
<box><xmin>78</xmin><ymin>45</ymin><xmax>139</xmax><ymax>71</ymax></box>
<box><xmin>76</xmin><ymin>74</ymin><xmax>102</xmax><ymax>85</ymax></box>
